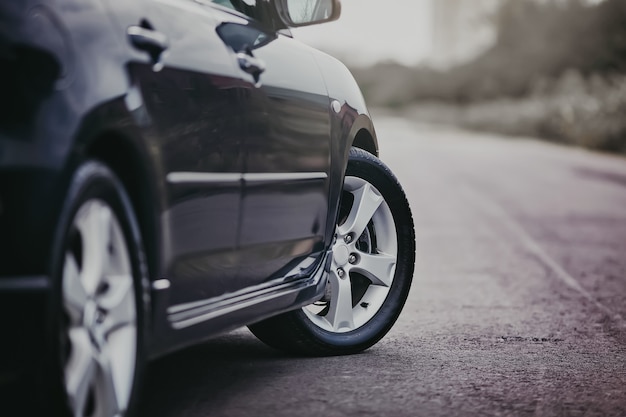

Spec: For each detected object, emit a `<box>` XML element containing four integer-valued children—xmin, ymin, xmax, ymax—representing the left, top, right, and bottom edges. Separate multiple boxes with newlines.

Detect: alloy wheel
<box><xmin>303</xmin><ymin>176</ymin><xmax>398</xmax><ymax>333</ymax></box>
<box><xmin>61</xmin><ymin>199</ymin><xmax>137</xmax><ymax>417</ymax></box>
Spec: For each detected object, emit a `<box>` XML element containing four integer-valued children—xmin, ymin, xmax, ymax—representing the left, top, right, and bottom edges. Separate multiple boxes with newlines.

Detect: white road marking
<box><xmin>461</xmin><ymin>184</ymin><xmax>626</xmax><ymax>328</ymax></box>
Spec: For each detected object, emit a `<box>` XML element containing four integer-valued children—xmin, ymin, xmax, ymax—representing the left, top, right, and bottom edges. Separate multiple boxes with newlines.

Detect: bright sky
<box><xmin>292</xmin><ymin>0</ymin><xmax>433</xmax><ymax>67</ymax></box>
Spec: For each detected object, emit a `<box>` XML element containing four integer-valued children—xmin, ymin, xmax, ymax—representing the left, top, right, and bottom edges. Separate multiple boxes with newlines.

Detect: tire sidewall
<box><xmin>46</xmin><ymin>160</ymin><xmax>147</xmax><ymax>417</ymax></box>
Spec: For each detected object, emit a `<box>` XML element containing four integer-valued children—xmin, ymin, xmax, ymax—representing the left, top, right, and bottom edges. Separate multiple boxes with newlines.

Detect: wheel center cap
<box><xmin>334</xmin><ymin>244</ymin><xmax>350</xmax><ymax>266</ymax></box>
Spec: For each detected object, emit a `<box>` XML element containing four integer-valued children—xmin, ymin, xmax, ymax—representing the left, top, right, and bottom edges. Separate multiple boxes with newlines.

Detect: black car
<box><xmin>0</xmin><ymin>0</ymin><xmax>415</xmax><ymax>415</ymax></box>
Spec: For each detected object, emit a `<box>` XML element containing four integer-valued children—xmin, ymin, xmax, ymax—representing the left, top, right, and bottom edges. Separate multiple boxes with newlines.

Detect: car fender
<box><xmin>309</xmin><ymin>49</ymin><xmax>379</xmax><ymax>243</ymax></box>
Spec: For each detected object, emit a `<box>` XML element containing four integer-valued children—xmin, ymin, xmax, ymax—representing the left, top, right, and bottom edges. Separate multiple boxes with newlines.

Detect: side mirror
<box><xmin>275</xmin><ymin>0</ymin><xmax>341</xmax><ymax>28</ymax></box>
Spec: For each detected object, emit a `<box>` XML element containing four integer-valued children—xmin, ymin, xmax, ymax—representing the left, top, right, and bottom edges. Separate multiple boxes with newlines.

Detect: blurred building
<box><xmin>431</xmin><ymin>0</ymin><xmax>500</xmax><ymax>68</ymax></box>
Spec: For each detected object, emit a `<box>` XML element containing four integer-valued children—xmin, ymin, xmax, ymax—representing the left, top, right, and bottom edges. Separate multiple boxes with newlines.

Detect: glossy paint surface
<box><xmin>129</xmin><ymin>1</ymin><xmax>247</xmax><ymax>305</ymax></box>
<box><xmin>214</xmin><ymin>10</ymin><xmax>332</xmax><ymax>288</ymax></box>
<box><xmin>0</xmin><ymin>0</ymin><xmax>378</xmax><ymax>377</ymax></box>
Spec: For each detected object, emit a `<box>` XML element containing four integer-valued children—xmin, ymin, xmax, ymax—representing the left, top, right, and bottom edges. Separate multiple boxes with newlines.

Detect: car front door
<box><xmin>210</xmin><ymin>2</ymin><xmax>332</xmax><ymax>288</ymax></box>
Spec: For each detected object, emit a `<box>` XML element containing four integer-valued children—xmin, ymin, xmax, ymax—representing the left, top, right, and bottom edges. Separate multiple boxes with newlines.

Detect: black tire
<box><xmin>249</xmin><ymin>147</ymin><xmax>415</xmax><ymax>356</ymax></box>
<box><xmin>47</xmin><ymin>160</ymin><xmax>147</xmax><ymax>417</ymax></box>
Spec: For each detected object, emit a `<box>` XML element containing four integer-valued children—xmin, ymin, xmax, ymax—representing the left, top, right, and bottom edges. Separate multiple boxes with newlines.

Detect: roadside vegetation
<box><xmin>353</xmin><ymin>0</ymin><xmax>626</xmax><ymax>154</ymax></box>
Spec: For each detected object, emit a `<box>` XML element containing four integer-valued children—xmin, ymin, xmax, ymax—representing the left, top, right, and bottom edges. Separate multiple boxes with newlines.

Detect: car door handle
<box><xmin>236</xmin><ymin>51</ymin><xmax>265</xmax><ymax>82</ymax></box>
<box><xmin>127</xmin><ymin>25</ymin><xmax>169</xmax><ymax>70</ymax></box>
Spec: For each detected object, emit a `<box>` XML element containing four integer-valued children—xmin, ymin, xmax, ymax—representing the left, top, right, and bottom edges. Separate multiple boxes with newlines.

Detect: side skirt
<box><xmin>147</xmin><ymin>251</ymin><xmax>331</xmax><ymax>358</ymax></box>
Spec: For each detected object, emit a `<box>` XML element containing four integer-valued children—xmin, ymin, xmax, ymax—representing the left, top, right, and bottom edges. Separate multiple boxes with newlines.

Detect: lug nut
<box><xmin>348</xmin><ymin>254</ymin><xmax>357</xmax><ymax>264</ymax></box>
<box><xmin>344</xmin><ymin>234</ymin><xmax>353</xmax><ymax>244</ymax></box>
<box><xmin>337</xmin><ymin>268</ymin><xmax>345</xmax><ymax>278</ymax></box>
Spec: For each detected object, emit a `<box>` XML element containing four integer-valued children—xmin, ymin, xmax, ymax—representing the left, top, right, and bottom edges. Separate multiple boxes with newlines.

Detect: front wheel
<box><xmin>249</xmin><ymin>148</ymin><xmax>415</xmax><ymax>356</ymax></box>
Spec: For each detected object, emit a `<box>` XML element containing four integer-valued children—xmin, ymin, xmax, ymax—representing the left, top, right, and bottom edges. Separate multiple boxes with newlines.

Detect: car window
<box><xmin>209</xmin><ymin>0</ymin><xmax>277</xmax><ymax>38</ymax></box>
<box><xmin>210</xmin><ymin>0</ymin><xmax>259</xmax><ymax>19</ymax></box>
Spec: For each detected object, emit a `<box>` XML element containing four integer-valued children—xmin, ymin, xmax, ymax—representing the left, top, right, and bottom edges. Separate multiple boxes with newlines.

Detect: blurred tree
<box><xmin>454</xmin><ymin>0</ymin><xmax>626</xmax><ymax>101</ymax></box>
<box><xmin>351</xmin><ymin>0</ymin><xmax>626</xmax><ymax>153</ymax></box>
<box><xmin>354</xmin><ymin>0</ymin><xmax>626</xmax><ymax>104</ymax></box>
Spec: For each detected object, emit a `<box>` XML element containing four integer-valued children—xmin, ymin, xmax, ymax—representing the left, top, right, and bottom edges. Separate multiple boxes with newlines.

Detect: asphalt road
<box><xmin>138</xmin><ymin>116</ymin><xmax>626</xmax><ymax>417</ymax></box>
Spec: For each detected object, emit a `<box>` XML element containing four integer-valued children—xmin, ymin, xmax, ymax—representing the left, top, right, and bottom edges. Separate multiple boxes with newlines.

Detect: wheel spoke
<box><xmin>65</xmin><ymin>328</ymin><xmax>97</xmax><ymax>417</ymax></box>
<box><xmin>339</xmin><ymin>183</ymin><xmax>383</xmax><ymax>239</ymax></box>
<box><xmin>106</xmin><ymin>326</ymin><xmax>137</xmax><ymax>411</ymax></box>
<box><xmin>95</xmin><ymin>347</ymin><xmax>121</xmax><ymax>417</ymax></box>
<box><xmin>326</xmin><ymin>270</ymin><xmax>354</xmax><ymax>331</ymax></box>
<box><xmin>352</xmin><ymin>252</ymin><xmax>396</xmax><ymax>287</ymax></box>
<box><xmin>63</xmin><ymin>253</ymin><xmax>88</xmax><ymax>323</ymax></box>
<box><xmin>99</xmin><ymin>275</ymin><xmax>136</xmax><ymax>337</ymax></box>
<box><xmin>76</xmin><ymin>202</ymin><xmax>113</xmax><ymax>295</ymax></box>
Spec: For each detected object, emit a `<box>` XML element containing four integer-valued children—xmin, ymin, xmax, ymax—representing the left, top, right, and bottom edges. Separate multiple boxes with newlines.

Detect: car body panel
<box><xmin>122</xmin><ymin>0</ymin><xmax>248</xmax><ymax>305</ymax></box>
<box><xmin>0</xmin><ymin>0</ymin><xmax>379</xmax><ymax>395</ymax></box>
<box><xmin>212</xmin><ymin>8</ymin><xmax>332</xmax><ymax>289</ymax></box>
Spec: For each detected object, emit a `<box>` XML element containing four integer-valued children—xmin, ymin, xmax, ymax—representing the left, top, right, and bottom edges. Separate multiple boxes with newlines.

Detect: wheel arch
<box><xmin>351</xmin><ymin>128</ymin><xmax>378</xmax><ymax>157</ymax></box>
<box><xmin>85</xmin><ymin>132</ymin><xmax>160</xmax><ymax>286</ymax></box>
<box><xmin>323</xmin><ymin>112</ymin><xmax>379</xmax><ymax>250</ymax></box>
